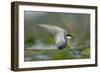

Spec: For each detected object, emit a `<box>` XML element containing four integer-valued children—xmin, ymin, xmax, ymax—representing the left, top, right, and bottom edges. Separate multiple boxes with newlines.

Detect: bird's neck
<box><xmin>64</xmin><ymin>36</ymin><xmax>67</xmax><ymax>44</ymax></box>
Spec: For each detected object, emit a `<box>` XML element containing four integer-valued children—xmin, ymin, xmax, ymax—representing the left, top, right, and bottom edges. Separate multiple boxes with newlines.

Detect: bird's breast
<box><xmin>55</xmin><ymin>34</ymin><xmax>66</xmax><ymax>48</ymax></box>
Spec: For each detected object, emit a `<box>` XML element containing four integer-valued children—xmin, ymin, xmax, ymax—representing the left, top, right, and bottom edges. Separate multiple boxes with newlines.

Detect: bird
<box><xmin>38</xmin><ymin>24</ymin><xmax>72</xmax><ymax>49</ymax></box>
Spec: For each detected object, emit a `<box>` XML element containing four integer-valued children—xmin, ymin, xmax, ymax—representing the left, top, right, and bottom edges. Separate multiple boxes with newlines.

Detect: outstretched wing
<box><xmin>38</xmin><ymin>24</ymin><xmax>65</xmax><ymax>34</ymax></box>
<box><xmin>38</xmin><ymin>24</ymin><xmax>67</xmax><ymax>47</ymax></box>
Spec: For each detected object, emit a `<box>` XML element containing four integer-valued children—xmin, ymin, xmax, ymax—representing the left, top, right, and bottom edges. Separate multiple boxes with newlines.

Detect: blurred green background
<box><xmin>24</xmin><ymin>11</ymin><xmax>90</xmax><ymax>61</ymax></box>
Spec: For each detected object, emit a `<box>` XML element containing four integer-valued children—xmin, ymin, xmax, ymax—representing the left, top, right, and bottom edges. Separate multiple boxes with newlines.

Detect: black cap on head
<box><xmin>66</xmin><ymin>33</ymin><xmax>73</xmax><ymax>37</ymax></box>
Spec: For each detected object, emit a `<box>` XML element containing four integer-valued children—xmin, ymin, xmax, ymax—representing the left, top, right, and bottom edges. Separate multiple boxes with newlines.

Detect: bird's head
<box><xmin>64</xmin><ymin>33</ymin><xmax>73</xmax><ymax>49</ymax></box>
<box><xmin>65</xmin><ymin>33</ymin><xmax>73</xmax><ymax>40</ymax></box>
<box><xmin>66</xmin><ymin>34</ymin><xmax>72</xmax><ymax>39</ymax></box>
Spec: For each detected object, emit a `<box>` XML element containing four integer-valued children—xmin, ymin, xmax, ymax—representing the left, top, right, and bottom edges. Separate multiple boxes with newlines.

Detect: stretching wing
<box><xmin>38</xmin><ymin>24</ymin><xmax>65</xmax><ymax>34</ymax></box>
<box><xmin>38</xmin><ymin>24</ymin><xmax>67</xmax><ymax>46</ymax></box>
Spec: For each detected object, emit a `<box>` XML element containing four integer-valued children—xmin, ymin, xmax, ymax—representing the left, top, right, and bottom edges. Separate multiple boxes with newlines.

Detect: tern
<box><xmin>38</xmin><ymin>24</ymin><xmax>72</xmax><ymax>49</ymax></box>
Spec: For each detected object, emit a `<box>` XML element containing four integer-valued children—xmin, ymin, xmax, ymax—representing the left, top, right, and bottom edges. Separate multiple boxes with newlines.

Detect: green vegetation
<box><xmin>81</xmin><ymin>48</ymin><xmax>90</xmax><ymax>58</ymax></box>
<box><xmin>24</xmin><ymin>33</ymin><xmax>35</xmax><ymax>48</ymax></box>
<box><xmin>25</xmin><ymin>47</ymin><xmax>90</xmax><ymax>61</ymax></box>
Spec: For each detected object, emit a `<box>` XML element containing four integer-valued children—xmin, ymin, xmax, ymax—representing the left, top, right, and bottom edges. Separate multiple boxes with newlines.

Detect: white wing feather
<box><xmin>38</xmin><ymin>24</ymin><xmax>67</xmax><ymax>47</ymax></box>
<box><xmin>38</xmin><ymin>24</ymin><xmax>65</xmax><ymax>33</ymax></box>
